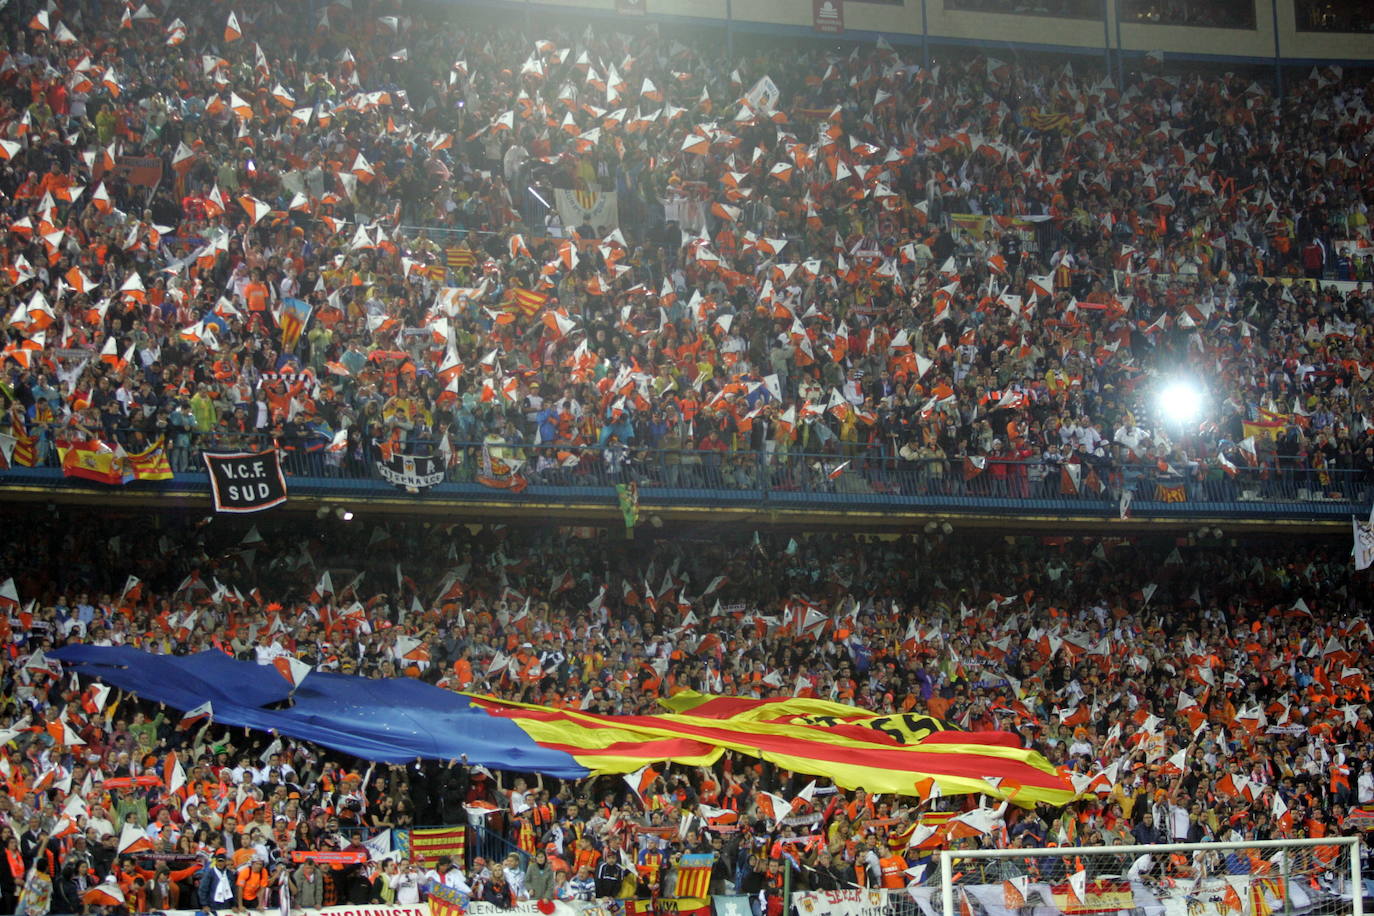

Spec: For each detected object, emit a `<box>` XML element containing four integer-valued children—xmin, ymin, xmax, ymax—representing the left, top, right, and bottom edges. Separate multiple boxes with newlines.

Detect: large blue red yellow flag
<box><xmin>466</xmin><ymin>693</ymin><xmax>1071</xmax><ymax>804</ymax></box>
<box><xmin>52</xmin><ymin>648</ymin><xmax>1074</xmax><ymax>805</ymax></box>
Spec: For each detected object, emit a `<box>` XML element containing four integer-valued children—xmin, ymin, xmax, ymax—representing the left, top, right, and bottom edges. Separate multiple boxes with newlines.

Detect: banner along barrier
<box><xmin>136</xmin><ymin>902</ymin><xmax>621</xmax><ymax>916</ymax></box>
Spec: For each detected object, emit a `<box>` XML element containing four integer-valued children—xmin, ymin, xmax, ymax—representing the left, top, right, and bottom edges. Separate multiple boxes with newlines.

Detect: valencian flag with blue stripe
<box><xmin>674</xmin><ymin>854</ymin><xmax>714</xmax><ymax>900</ymax></box>
<box><xmin>278</xmin><ymin>297</ymin><xmax>313</xmax><ymax>351</ymax></box>
<box><xmin>426</xmin><ymin>882</ymin><xmax>469</xmax><ymax>916</ymax></box>
<box><xmin>127</xmin><ymin>438</ymin><xmax>174</xmax><ymax>481</ymax></box>
<box><xmin>51</xmin><ymin>649</ymin><xmax>1075</xmax><ymax>806</ymax></box>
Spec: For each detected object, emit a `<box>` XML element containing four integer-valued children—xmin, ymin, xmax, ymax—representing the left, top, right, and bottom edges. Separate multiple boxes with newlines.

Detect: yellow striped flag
<box><xmin>278</xmin><ymin>297</ymin><xmax>313</xmax><ymax>352</ymax></box>
<box><xmin>127</xmin><ymin>439</ymin><xmax>174</xmax><ymax>481</ymax></box>
<box><xmin>467</xmin><ymin>692</ymin><xmax>1075</xmax><ymax>805</ymax></box>
<box><xmin>674</xmin><ymin>854</ymin><xmax>714</xmax><ymax>899</ymax></box>
<box><xmin>446</xmin><ymin>247</ymin><xmax>477</xmax><ymax>269</ymax></box>
<box><xmin>1</xmin><ymin>432</ymin><xmax>38</xmax><ymax>467</ymax></box>
<box><xmin>509</xmin><ymin>286</ymin><xmax>549</xmax><ymax>318</ymax></box>
<box><xmin>428</xmin><ymin>884</ymin><xmax>468</xmax><ymax>916</ymax></box>
<box><xmin>1155</xmin><ymin>483</ymin><xmax>1186</xmax><ymax>503</ymax></box>
<box><xmin>409</xmin><ymin>826</ymin><xmax>465</xmax><ymax>866</ymax></box>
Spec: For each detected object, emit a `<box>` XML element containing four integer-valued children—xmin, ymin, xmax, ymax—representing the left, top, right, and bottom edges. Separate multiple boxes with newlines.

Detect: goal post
<box><xmin>938</xmin><ymin>836</ymin><xmax>1362</xmax><ymax>916</ymax></box>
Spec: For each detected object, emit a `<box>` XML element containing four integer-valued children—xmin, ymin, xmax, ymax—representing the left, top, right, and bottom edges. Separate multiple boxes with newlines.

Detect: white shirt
<box><xmin>1358</xmin><ymin>771</ymin><xmax>1374</xmax><ymax>804</ymax></box>
<box><xmin>423</xmin><ymin>868</ymin><xmax>471</xmax><ymax>895</ymax></box>
<box><xmin>392</xmin><ymin>871</ymin><xmax>421</xmax><ymax>905</ymax></box>
<box><xmin>1167</xmin><ymin>804</ymin><xmax>1190</xmax><ymax>841</ymax></box>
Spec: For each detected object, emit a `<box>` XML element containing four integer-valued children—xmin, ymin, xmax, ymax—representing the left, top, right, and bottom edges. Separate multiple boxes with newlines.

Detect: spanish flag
<box><xmin>58</xmin><ymin>438</ymin><xmax>127</xmax><ymax>485</ymax></box>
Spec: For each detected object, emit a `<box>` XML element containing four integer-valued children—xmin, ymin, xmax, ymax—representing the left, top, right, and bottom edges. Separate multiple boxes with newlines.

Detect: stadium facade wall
<box><xmin>445</xmin><ymin>0</ymin><xmax>1374</xmax><ymax>67</ymax></box>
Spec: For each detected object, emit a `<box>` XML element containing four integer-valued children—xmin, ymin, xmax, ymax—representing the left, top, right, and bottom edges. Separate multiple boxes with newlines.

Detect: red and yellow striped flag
<box><xmin>408</xmin><ymin>826</ymin><xmax>465</xmax><ymax>866</ymax></box>
<box><xmin>467</xmin><ymin>691</ymin><xmax>1075</xmax><ymax>805</ymax></box>
<box><xmin>674</xmin><ymin>854</ymin><xmax>714</xmax><ymax>899</ymax></box>
<box><xmin>508</xmin><ymin>286</ymin><xmax>549</xmax><ymax>318</ymax></box>
<box><xmin>446</xmin><ymin>247</ymin><xmax>477</xmax><ymax>269</ymax></box>
<box><xmin>127</xmin><ymin>439</ymin><xmax>174</xmax><ymax>481</ymax></box>
<box><xmin>2</xmin><ymin>432</ymin><xmax>38</xmax><ymax>467</ymax></box>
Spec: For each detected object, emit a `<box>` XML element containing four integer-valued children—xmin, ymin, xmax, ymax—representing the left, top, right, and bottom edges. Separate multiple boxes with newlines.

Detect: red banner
<box><xmin>291</xmin><ymin>850</ymin><xmax>368</xmax><ymax>866</ymax></box>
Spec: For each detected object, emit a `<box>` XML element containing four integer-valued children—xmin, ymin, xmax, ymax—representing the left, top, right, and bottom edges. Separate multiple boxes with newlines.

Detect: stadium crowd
<box><xmin>1</xmin><ymin>0</ymin><xmax>1373</xmax><ymax>506</ymax></box>
<box><xmin>0</xmin><ymin>0</ymin><xmax>1374</xmax><ymax>911</ymax></box>
<box><xmin>0</xmin><ymin>509</ymin><xmax>1372</xmax><ymax>914</ymax></box>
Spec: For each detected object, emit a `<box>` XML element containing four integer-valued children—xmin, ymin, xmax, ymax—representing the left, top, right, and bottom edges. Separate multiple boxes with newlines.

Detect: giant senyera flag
<box><xmin>51</xmin><ymin>647</ymin><xmax>1073</xmax><ymax>804</ymax></box>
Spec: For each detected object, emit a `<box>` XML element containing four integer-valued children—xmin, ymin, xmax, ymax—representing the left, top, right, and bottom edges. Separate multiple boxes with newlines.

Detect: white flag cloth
<box><xmin>1354</xmin><ymin>515</ymin><xmax>1374</xmax><ymax>570</ymax></box>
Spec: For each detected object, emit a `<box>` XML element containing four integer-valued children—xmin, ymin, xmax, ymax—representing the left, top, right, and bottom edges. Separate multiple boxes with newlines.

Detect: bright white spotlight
<box><xmin>1158</xmin><ymin>380</ymin><xmax>1203</xmax><ymax>424</ymax></box>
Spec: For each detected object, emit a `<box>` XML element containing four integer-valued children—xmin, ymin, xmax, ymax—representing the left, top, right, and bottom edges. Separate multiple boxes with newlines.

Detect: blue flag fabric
<box><xmin>51</xmin><ymin>645</ymin><xmax>588</xmax><ymax>773</ymax></box>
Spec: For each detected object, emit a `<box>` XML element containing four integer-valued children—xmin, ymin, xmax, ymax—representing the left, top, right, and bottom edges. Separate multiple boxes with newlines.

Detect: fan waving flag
<box><xmin>625</xmin><ymin>763</ymin><xmax>659</xmax><ymax>804</ymax></box>
<box><xmin>1354</xmin><ymin>511</ymin><xmax>1374</xmax><ymax>571</ymax></box>
<box><xmin>239</xmin><ymin>195</ymin><xmax>271</xmax><ymax>225</ymax></box>
<box><xmin>117</xmin><ymin>823</ymin><xmax>153</xmax><ymax>855</ymax></box>
<box><xmin>165</xmin><ymin>751</ymin><xmax>186</xmax><ymax>795</ymax></box>
<box><xmin>82</xmin><ymin>881</ymin><xmax>126</xmax><ymax>908</ymax></box>
<box><xmin>273</xmin><ymin>656</ymin><xmax>313</xmax><ymax>689</ymax></box>
<box><xmin>278</xmin><ymin>297</ymin><xmax>313</xmax><ymax>351</ymax></box>
<box><xmin>446</xmin><ymin>247</ymin><xmax>477</xmax><ymax>270</ymax></box>
<box><xmin>126</xmin><ymin>439</ymin><xmax>173</xmax><ymax>481</ymax></box>
<box><xmin>177</xmin><ymin>700</ymin><xmax>212</xmax><ymax>730</ymax></box>
<box><xmin>58</xmin><ymin>438</ymin><xmax>127</xmax><ymax>485</ymax></box>
<box><xmin>508</xmin><ymin>286</ymin><xmax>548</xmax><ymax>318</ymax></box>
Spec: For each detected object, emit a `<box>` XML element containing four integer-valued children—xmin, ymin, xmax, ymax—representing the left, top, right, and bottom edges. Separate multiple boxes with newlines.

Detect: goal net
<box><xmin>934</xmin><ymin>837</ymin><xmax>1363</xmax><ymax>916</ymax></box>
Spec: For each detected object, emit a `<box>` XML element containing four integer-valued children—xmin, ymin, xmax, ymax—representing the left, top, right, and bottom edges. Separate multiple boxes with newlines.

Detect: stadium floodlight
<box><xmin>1158</xmin><ymin>379</ymin><xmax>1204</xmax><ymax>424</ymax></box>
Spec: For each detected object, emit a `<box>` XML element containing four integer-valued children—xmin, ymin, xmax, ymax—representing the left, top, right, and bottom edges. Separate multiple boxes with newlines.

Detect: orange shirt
<box><xmin>244</xmin><ymin>281</ymin><xmax>270</xmax><ymax>313</ymax></box>
<box><xmin>237</xmin><ymin>866</ymin><xmax>267</xmax><ymax>902</ymax></box>
<box><xmin>573</xmin><ymin>847</ymin><xmax>601</xmax><ymax>873</ymax></box>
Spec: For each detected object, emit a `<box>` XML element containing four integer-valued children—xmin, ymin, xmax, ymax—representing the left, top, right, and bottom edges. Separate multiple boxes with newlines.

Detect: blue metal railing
<box><xmin>467</xmin><ymin>822</ymin><xmax>531</xmax><ymax>870</ymax></box>
<box><xmin>6</xmin><ymin>433</ymin><xmax>1372</xmax><ymax>520</ymax></box>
